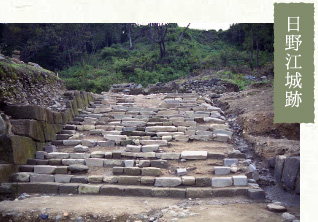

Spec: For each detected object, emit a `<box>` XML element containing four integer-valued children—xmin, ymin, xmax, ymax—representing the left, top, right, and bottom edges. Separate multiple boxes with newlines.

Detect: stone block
<box><xmin>281</xmin><ymin>156</ymin><xmax>300</xmax><ymax>190</ymax></box>
<box><xmin>151</xmin><ymin>160</ymin><xmax>168</xmax><ymax>168</ymax></box>
<box><xmin>62</xmin><ymin>159</ymin><xmax>85</xmax><ymax>166</ymax></box>
<box><xmin>118</xmin><ymin>176</ymin><xmax>140</xmax><ymax>185</ymax></box>
<box><xmin>45</xmin><ymin>152</ymin><xmax>70</xmax><ymax>159</ymax></box>
<box><xmin>181</xmin><ymin>151</ymin><xmax>207</xmax><ymax>160</ymax></box>
<box><xmin>90</xmin><ymin>151</ymin><xmax>105</xmax><ymax>158</ymax></box>
<box><xmin>155</xmin><ymin>177</ymin><xmax>182</xmax><ymax>187</ymax></box>
<box><xmin>35</xmin><ymin>159</ymin><xmax>48</xmax><ymax>165</ymax></box>
<box><xmin>142</xmin><ymin>145</ymin><xmax>159</xmax><ymax>152</ymax></box>
<box><xmin>135</xmin><ymin>152</ymin><xmax>156</xmax><ymax>159</ymax></box>
<box><xmin>104</xmin><ymin>159</ymin><xmax>124</xmax><ymax>167</ymax></box>
<box><xmin>62</xmin><ymin>140</ymin><xmax>82</xmax><ymax>146</ymax></box>
<box><xmin>233</xmin><ymin>175</ymin><xmax>248</xmax><ymax>186</ymax></box>
<box><xmin>125</xmin><ymin>186</ymin><xmax>152</xmax><ymax>197</ymax></box>
<box><xmin>177</xmin><ymin>168</ymin><xmax>187</xmax><ymax>176</ymax></box>
<box><xmin>44</xmin><ymin>145</ymin><xmax>57</xmax><ymax>153</ymax></box>
<box><xmin>74</xmin><ymin>145</ymin><xmax>89</xmax><ymax>152</ymax></box>
<box><xmin>55</xmin><ymin>166</ymin><xmax>68</xmax><ymax>174</ymax></box>
<box><xmin>156</xmin><ymin>153</ymin><xmax>180</xmax><ymax>160</ymax></box>
<box><xmin>71</xmin><ymin>176</ymin><xmax>88</xmax><ymax>183</ymax></box>
<box><xmin>55</xmin><ymin>174</ymin><xmax>73</xmax><ymax>183</ymax></box>
<box><xmin>151</xmin><ymin>188</ymin><xmax>170</xmax><ymax>197</ymax></box>
<box><xmin>248</xmin><ymin>188</ymin><xmax>265</xmax><ymax>199</ymax></box>
<box><xmin>59</xmin><ymin>184</ymin><xmax>79</xmax><ymax>194</ymax></box>
<box><xmin>186</xmin><ymin>187</ymin><xmax>213</xmax><ymax>198</ymax></box>
<box><xmin>36</xmin><ymin>151</ymin><xmax>47</xmax><ymax>160</ymax></box>
<box><xmin>139</xmin><ymin>160</ymin><xmax>151</xmax><ymax>167</ymax></box>
<box><xmin>82</xmin><ymin>139</ymin><xmax>97</xmax><ymax>147</ymax></box>
<box><xmin>68</xmin><ymin>164</ymin><xmax>88</xmax><ymax>174</ymax></box>
<box><xmin>34</xmin><ymin>165</ymin><xmax>56</xmax><ymax>174</ymax></box>
<box><xmin>214</xmin><ymin>133</ymin><xmax>231</xmax><ymax>142</ymax></box>
<box><xmin>10</xmin><ymin>172</ymin><xmax>31</xmax><ymax>182</ymax></box>
<box><xmin>224</xmin><ymin>158</ymin><xmax>238</xmax><ymax>166</ymax></box>
<box><xmin>142</xmin><ymin>167</ymin><xmax>162</xmax><ymax>176</ymax></box>
<box><xmin>195</xmin><ymin>177</ymin><xmax>211</xmax><ymax>187</ymax></box>
<box><xmin>78</xmin><ymin>184</ymin><xmax>101</xmax><ymax>194</ymax></box>
<box><xmin>126</xmin><ymin>145</ymin><xmax>141</xmax><ymax>152</ymax></box>
<box><xmin>274</xmin><ymin>155</ymin><xmax>287</xmax><ymax>183</ymax></box>
<box><xmin>141</xmin><ymin>176</ymin><xmax>155</xmax><ymax>185</ymax></box>
<box><xmin>170</xmin><ymin>188</ymin><xmax>186</xmax><ymax>198</ymax></box>
<box><xmin>113</xmin><ymin>167</ymin><xmax>124</xmax><ymax>175</ymax></box>
<box><xmin>124</xmin><ymin>167</ymin><xmax>141</xmax><ymax>176</ymax></box>
<box><xmin>30</xmin><ymin>174</ymin><xmax>55</xmax><ymax>182</ymax></box>
<box><xmin>85</xmin><ymin>158</ymin><xmax>104</xmax><ymax>167</ymax></box>
<box><xmin>214</xmin><ymin>166</ymin><xmax>231</xmax><ymax>175</ymax></box>
<box><xmin>88</xmin><ymin>175</ymin><xmax>104</xmax><ymax>183</ymax></box>
<box><xmin>100</xmin><ymin>185</ymin><xmax>125</xmax><ymax>196</ymax></box>
<box><xmin>69</xmin><ymin>153</ymin><xmax>91</xmax><ymax>159</ymax></box>
<box><xmin>10</xmin><ymin>119</ymin><xmax>45</xmax><ymax>142</ymax></box>
<box><xmin>19</xmin><ymin>165</ymin><xmax>34</xmax><ymax>172</ymax></box>
<box><xmin>182</xmin><ymin>176</ymin><xmax>196</xmax><ymax>185</ymax></box>
<box><xmin>17</xmin><ymin>182</ymin><xmax>59</xmax><ymax>194</ymax></box>
<box><xmin>124</xmin><ymin>160</ymin><xmax>134</xmax><ymax>167</ymax></box>
<box><xmin>98</xmin><ymin>140</ymin><xmax>115</xmax><ymax>147</ymax></box>
<box><xmin>103</xmin><ymin>176</ymin><xmax>119</xmax><ymax>184</ymax></box>
<box><xmin>203</xmin><ymin>117</ymin><xmax>225</xmax><ymax>124</ymax></box>
<box><xmin>211</xmin><ymin>177</ymin><xmax>233</xmax><ymax>187</ymax></box>
<box><xmin>140</xmin><ymin>140</ymin><xmax>168</xmax><ymax>146</ymax></box>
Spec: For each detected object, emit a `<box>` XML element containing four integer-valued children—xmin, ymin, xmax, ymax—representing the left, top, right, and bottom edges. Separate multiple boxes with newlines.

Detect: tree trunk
<box><xmin>128</xmin><ymin>24</ymin><xmax>133</xmax><ymax>50</ymax></box>
<box><xmin>250</xmin><ymin>30</ymin><xmax>253</xmax><ymax>68</ymax></box>
<box><xmin>177</xmin><ymin>23</ymin><xmax>190</xmax><ymax>45</ymax></box>
<box><xmin>256</xmin><ymin>40</ymin><xmax>259</xmax><ymax>68</ymax></box>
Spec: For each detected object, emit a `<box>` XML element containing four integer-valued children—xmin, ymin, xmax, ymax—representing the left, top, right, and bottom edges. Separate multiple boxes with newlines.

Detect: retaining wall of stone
<box><xmin>0</xmin><ymin>91</ymin><xmax>93</xmax><ymax>182</ymax></box>
<box><xmin>269</xmin><ymin>155</ymin><xmax>300</xmax><ymax>194</ymax></box>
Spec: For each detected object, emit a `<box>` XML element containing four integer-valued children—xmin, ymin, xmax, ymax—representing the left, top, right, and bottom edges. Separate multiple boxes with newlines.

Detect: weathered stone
<box><xmin>142</xmin><ymin>167</ymin><xmax>162</xmax><ymax>176</ymax></box>
<box><xmin>274</xmin><ymin>155</ymin><xmax>287</xmax><ymax>183</ymax></box>
<box><xmin>112</xmin><ymin>167</ymin><xmax>124</xmax><ymax>175</ymax></box>
<box><xmin>36</xmin><ymin>151</ymin><xmax>47</xmax><ymax>160</ymax></box>
<box><xmin>233</xmin><ymin>175</ymin><xmax>248</xmax><ymax>186</ymax></box>
<box><xmin>74</xmin><ymin>145</ymin><xmax>89</xmax><ymax>152</ymax></box>
<box><xmin>141</xmin><ymin>176</ymin><xmax>155</xmax><ymax>185</ymax></box>
<box><xmin>195</xmin><ymin>177</ymin><xmax>211</xmax><ymax>187</ymax></box>
<box><xmin>44</xmin><ymin>145</ymin><xmax>56</xmax><ymax>153</ymax></box>
<box><xmin>85</xmin><ymin>158</ymin><xmax>104</xmax><ymax>167</ymax></box>
<box><xmin>281</xmin><ymin>156</ymin><xmax>300</xmax><ymax>190</ymax></box>
<box><xmin>135</xmin><ymin>152</ymin><xmax>156</xmax><ymax>159</ymax></box>
<box><xmin>155</xmin><ymin>177</ymin><xmax>182</xmax><ymax>187</ymax></box>
<box><xmin>10</xmin><ymin>119</ymin><xmax>45</xmax><ymax>142</ymax></box>
<box><xmin>170</xmin><ymin>188</ymin><xmax>186</xmax><ymax>198</ymax></box>
<box><xmin>104</xmin><ymin>159</ymin><xmax>124</xmax><ymax>167</ymax></box>
<box><xmin>68</xmin><ymin>164</ymin><xmax>89</xmax><ymax>173</ymax></box>
<box><xmin>186</xmin><ymin>187</ymin><xmax>212</xmax><ymax>198</ymax></box>
<box><xmin>214</xmin><ymin>166</ymin><xmax>231</xmax><ymax>175</ymax></box>
<box><xmin>35</xmin><ymin>159</ymin><xmax>48</xmax><ymax>165</ymax></box>
<box><xmin>69</xmin><ymin>153</ymin><xmax>91</xmax><ymax>159</ymax></box>
<box><xmin>118</xmin><ymin>176</ymin><xmax>140</xmax><ymax>185</ymax></box>
<box><xmin>71</xmin><ymin>176</ymin><xmax>88</xmax><ymax>183</ymax></box>
<box><xmin>281</xmin><ymin>212</ymin><xmax>295</xmax><ymax>221</ymax></box>
<box><xmin>182</xmin><ymin>176</ymin><xmax>195</xmax><ymax>185</ymax></box>
<box><xmin>98</xmin><ymin>140</ymin><xmax>115</xmax><ymax>147</ymax></box>
<box><xmin>151</xmin><ymin>188</ymin><xmax>170</xmax><ymax>197</ymax></box>
<box><xmin>62</xmin><ymin>159</ymin><xmax>85</xmax><ymax>165</ymax></box>
<box><xmin>30</xmin><ymin>174</ymin><xmax>55</xmax><ymax>182</ymax></box>
<box><xmin>211</xmin><ymin>177</ymin><xmax>233</xmax><ymax>187</ymax></box>
<box><xmin>142</xmin><ymin>145</ymin><xmax>159</xmax><ymax>152</ymax></box>
<box><xmin>17</xmin><ymin>182</ymin><xmax>59</xmax><ymax>194</ymax></box>
<box><xmin>82</xmin><ymin>139</ymin><xmax>97</xmax><ymax>147</ymax></box>
<box><xmin>90</xmin><ymin>151</ymin><xmax>105</xmax><ymax>158</ymax></box>
<box><xmin>77</xmin><ymin>125</ymin><xmax>95</xmax><ymax>131</ymax></box>
<box><xmin>55</xmin><ymin>174</ymin><xmax>73</xmax><ymax>183</ymax></box>
<box><xmin>34</xmin><ymin>165</ymin><xmax>56</xmax><ymax>174</ymax></box>
<box><xmin>63</xmin><ymin>140</ymin><xmax>82</xmax><ymax>146</ymax></box>
<box><xmin>224</xmin><ymin>158</ymin><xmax>238</xmax><ymax>166</ymax></box>
<box><xmin>88</xmin><ymin>175</ymin><xmax>104</xmax><ymax>183</ymax></box>
<box><xmin>103</xmin><ymin>176</ymin><xmax>119</xmax><ymax>184</ymax></box>
<box><xmin>151</xmin><ymin>160</ymin><xmax>168</xmax><ymax>168</ymax></box>
<box><xmin>100</xmin><ymin>185</ymin><xmax>125</xmax><ymax>196</ymax></box>
<box><xmin>104</xmin><ymin>134</ymin><xmax>127</xmax><ymax>141</ymax></box>
<box><xmin>162</xmin><ymin>136</ymin><xmax>173</xmax><ymax>141</ymax></box>
<box><xmin>78</xmin><ymin>184</ymin><xmax>101</xmax><ymax>194</ymax></box>
<box><xmin>59</xmin><ymin>184</ymin><xmax>79</xmax><ymax>194</ymax></box>
<box><xmin>145</xmin><ymin>126</ymin><xmax>177</xmax><ymax>132</ymax></box>
<box><xmin>214</xmin><ymin>133</ymin><xmax>231</xmax><ymax>142</ymax></box>
<box><xmin>140</xmin><ymin>140</ymin><xmax>168</xmax><ymax>146</ymax></box>
<box><xmin>139</xmin><ymin>160</ymin><xmax>151</xmax><ymax>167</ymax></box>
<box><xmin>55</xmin><ymin>166</ymin><xmax>68</xmax><ymax>174</ymax></box>
<box><xmin>181</xmin><ymin>151</ymin><xmax>207</xmax><ymax>160</ymax></box>
<box><xmin>10</xmin><ymin>172</ymin><xmax>30</xmax><ymax>182</ymax></box>
<box><xmin>156</xmin><ymin>153</ymin><xmax>180</xmax><ymax>160</ymax></box>
<box><xmin>126</xmin><ymin>145</ymin><xmax>141</xmax><ymax>152</ymax></box>
<box><xmin>19</xmin><ymin>165</ymin><xmax>34</xmax><ymax>172</ymax></box>
<box><xmin>248</xmin><ymin>188</ymin><xmax>265</xmax><ymax>199</ymax></box>
<box><xmin>124</xmin><ymin>160</ymin><xmax>135</xmax><ymax>167</ymax></box>
<box><xmin>266</xmin><ymin>203</ymin><xmax>287</xmax><ymax>213</ymax></box>
<box><xmin>124</xmin><ymin>167</ymin><xmax>141</xmax><ymax>176</ymax></box>
<box><xmin>203</xmin><ymin>117</ymin><xmax>225</xmax><ymax>124</ymax></box>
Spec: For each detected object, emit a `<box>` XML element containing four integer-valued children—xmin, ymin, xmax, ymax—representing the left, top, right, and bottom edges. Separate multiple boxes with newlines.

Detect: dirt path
<box><xmin>0</xmin><ymin>195</ymin><xmax>299</xmax><ymax>222</ymax></box>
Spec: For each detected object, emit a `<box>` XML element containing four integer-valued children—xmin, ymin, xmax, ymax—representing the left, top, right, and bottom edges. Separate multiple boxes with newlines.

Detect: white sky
<box><xmin>178</xmin><ymin>23</ymin><xmax>231</xmax><ymax>31</ymax></box>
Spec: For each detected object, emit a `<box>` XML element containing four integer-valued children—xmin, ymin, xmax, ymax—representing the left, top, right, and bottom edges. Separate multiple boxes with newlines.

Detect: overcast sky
<box><xmin>178</xmin><ymin>23</ymin><xmax>231</xmax><ymax>31</ymax></box>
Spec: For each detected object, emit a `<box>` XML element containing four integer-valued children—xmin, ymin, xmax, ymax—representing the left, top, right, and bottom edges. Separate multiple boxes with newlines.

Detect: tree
<box><xmin>177</xmin><ymin>23</ymin><xmax>190</xmax><ymax>45</ymax></box>
<box><xmin>148</xmin><ymin>23</ymin><xmax>169</xmax><ymax>58</ymax></box>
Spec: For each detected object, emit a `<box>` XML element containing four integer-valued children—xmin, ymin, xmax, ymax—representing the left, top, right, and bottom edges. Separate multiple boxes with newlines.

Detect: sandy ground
<box><xmin>0</xmin><ymin>195</ymin><xmax>300</xmax><ymax>222</ymax></box>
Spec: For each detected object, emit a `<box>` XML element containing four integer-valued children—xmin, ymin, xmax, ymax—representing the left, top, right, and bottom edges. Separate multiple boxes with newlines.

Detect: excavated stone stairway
<box><xmin>1</xmin><ymin>92</ymin><xmax>265</xmax><ymax>199</ymax></box>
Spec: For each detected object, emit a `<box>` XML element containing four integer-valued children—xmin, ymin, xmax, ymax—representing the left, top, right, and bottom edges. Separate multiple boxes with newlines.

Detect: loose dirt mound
<box><xmin>215</xmin><ymin>83</ymin><xmax>300</xmax><ymax>158</ymax></box>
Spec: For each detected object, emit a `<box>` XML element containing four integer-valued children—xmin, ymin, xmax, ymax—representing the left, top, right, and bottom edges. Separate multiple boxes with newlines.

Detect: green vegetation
<box><xmin>0</xmin><ymin>23</ymin><xmax>274</xmax><ymax>93</ymax></box>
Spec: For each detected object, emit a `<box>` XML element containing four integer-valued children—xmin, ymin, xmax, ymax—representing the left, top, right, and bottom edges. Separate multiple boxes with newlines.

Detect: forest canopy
<box><xmin>0</xmin><ymin>23</ymin><xmax>274</xmax><ymax>93</ymax></box>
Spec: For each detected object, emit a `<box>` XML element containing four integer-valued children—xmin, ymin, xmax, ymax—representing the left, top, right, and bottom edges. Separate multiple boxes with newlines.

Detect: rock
<box><xmin>249</xmin><ymin>164</ymin><xmax>257</xmax><ymax>172</ymax></box>
<box><xmin>69</xmin><ymin>153</ymin><xmax>90</xmax><ymax>159</ymax></box>
<box><xmin>267</xmin><ymin>203</ymin><xmax>287</xmax><ymax>213</ymax></box>
<box><xmin>55</xmin><ymin>174</ymin><xmax>73</xmax><ymax>183</ymax></box>
<box><xmin>45</xmin><ymin>152</ymin><xmax>70</xmax><ymax>159</ymax></box>
<box><xmin>68</xmin><ymin>164</ymin><xmax>89</xmax><ymax>173</ymax></box>
<box><xmin>281</xmin><ymin>156</ymin><xmax>300</xmax><ymax>190</ymax></box>
<box><xmin>156</xmin><ymin>153</ymin><xmax>180</xmax><ymax>160</ymax></box>
<box><xmin>203</xmin><ymin>117</ymin><xmax>225</xmax><ymax>124</ymax></box>
<box><xmin>142</xmin><ymin>145</ymin><xmax>159</xmax><ymax>152</ymax></box>
<box><xmin>63</xmin><ymin>140</ymin><xmax>82</xmax><ymax>146</ymax></box>
<box><xmin>30</xmin><ymin>174</ymin><xmax>54</xmax><ymax>182</ymax></box>
<box><xmin>274</xmin><ymin>155</ymin><xmax>286</xmax><ymax>182</ymax></box>
<box><xmin>124</xmin><ymin>160</ymin><xmax>134</xmax><ymax>167</ymax></box>
<box><xmin>232</xmin><ymin>175</ymin><xmax>248</xmax><ymax>186</ymax></box>
<box><xmin>90</xmin><ymin>151</ymin><xmax>105</xmax><ymax>158</ymax></box>
<box><xmin>224</xmin><ymin>158</ymin><xmax>238</xmax><ymax>166</ymax></box>
<box><xmin>78</xmin><ymin>185</ymin><xmax>101</xmax><ymax>194</ymax></box>
<box><xmin>182</xmin><ymin>176</ymin><xmax>195</xmax><ymax>185</ymax></box>
<box><xmin>10</xmin><ymin>172</ymin><xmax>30</xmax><ymax>182</ymax></box>
<box><xmin>177</xmin><ymin>168</ymin><xmax>187</xmax><ymax>176</ymax></box>
<box><xmin>211</xmin><ymin>177</ymin><xmax>232</xmax><ymax>187</ymax></box>
<box><xmin>214</xmin><ymin>133</ymin><xmax>230</xmax><ymax>142</ymax></box>
<box><xmin>155</xmin><ymin>177</ymin><xmax>182</xmax><ymax>187</ymax></box>
<box><xmin>142</xmin><ymin>167</ymin><xmax>162</xmax><ymax>176</ymax></box>
<box><xmin>34</xmin><ymin>165</ymin><xmax>56</xmax><ymax>174</ymax></box>
<box><xmin>214</xmin><ymin>166</ymin><xmax>231</xmax><ymax>175</ymax></box>
<box><xmin>281</xmin><ymin>212</ymin><xmax>296</xmax><ymax>221</ymax></box>
<box><xmin>248</xmin><ymin>188</ymin><xmax>265</xmax><ymax>199</ymax></box>
<box><xmin>74</xmin><ymin>145</ymin><xmax>89</xmax><ymax>152</ymax></box>
<box><xmin>126</xmin><ymin>145</ymin><xmax>141</xmax><ymax>152</ymax></box>
<box><xmin>85</xmin><ymin>158</ymin><xmax>104</xmax><ymax>167</ymax></box>
<box><xmin>181</xmin><ymin>151</ymin><xmax>207</xmax><ymax>160</ymax></box>
<box><xmin>62</xmin><ymin>159</ymin><xmax>85</xmax><ymax>166</ymax></box>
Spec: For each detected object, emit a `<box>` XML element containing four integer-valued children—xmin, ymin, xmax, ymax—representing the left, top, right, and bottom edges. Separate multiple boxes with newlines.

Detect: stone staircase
<box><xmin>0</xmin><ymin>92</ymin><xmax>265</xmax><ymax>199</ymax></box>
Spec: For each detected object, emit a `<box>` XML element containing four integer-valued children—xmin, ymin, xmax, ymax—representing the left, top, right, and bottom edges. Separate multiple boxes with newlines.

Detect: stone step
<box><xmin>9</xmin><ymin>173</ymin><xmax>249</xmax><ymax>188</ymax></box>
<box><xmin>1</xmin><ymin>182</ymin><xmax>264</xmax><ymax>199</ymax></box>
